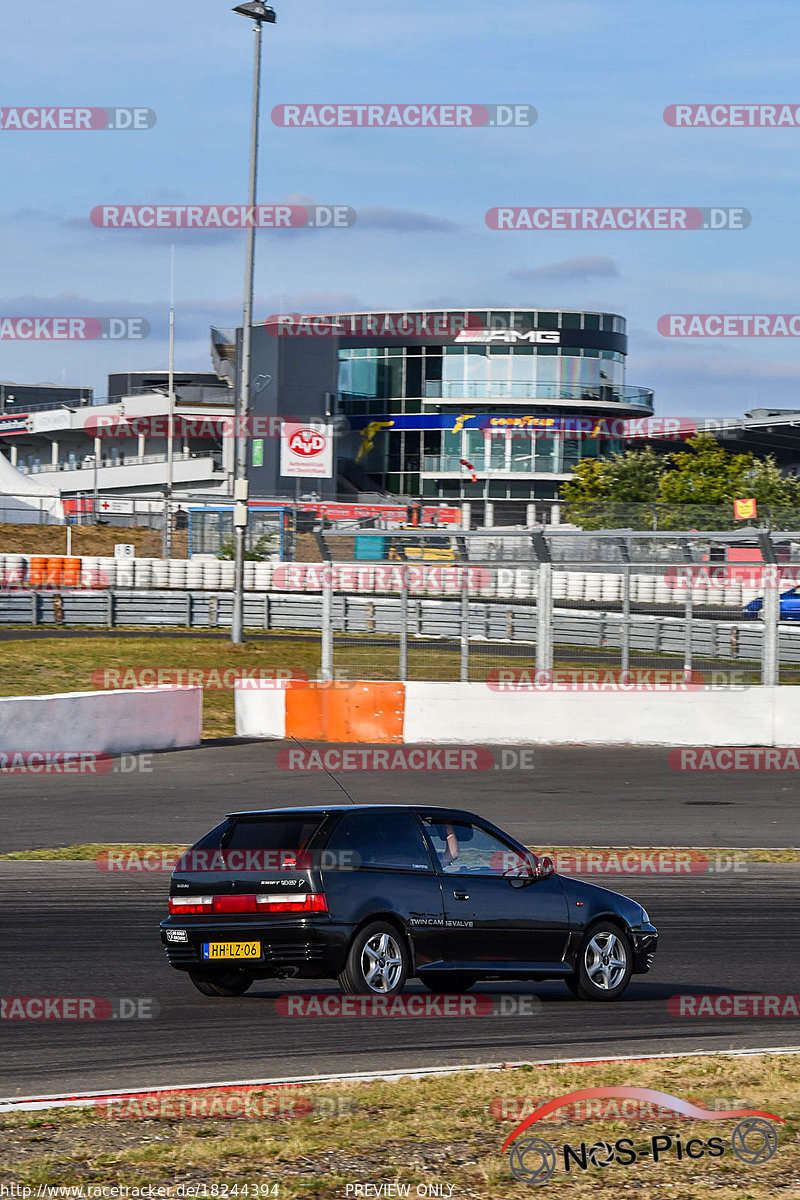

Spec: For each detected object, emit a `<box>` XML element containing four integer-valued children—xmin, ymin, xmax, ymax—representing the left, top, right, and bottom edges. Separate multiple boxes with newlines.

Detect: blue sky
<box><xmin>1</xmin><ymin>0</ymin><xmax>799</xmax><ymax>416</ymax></box>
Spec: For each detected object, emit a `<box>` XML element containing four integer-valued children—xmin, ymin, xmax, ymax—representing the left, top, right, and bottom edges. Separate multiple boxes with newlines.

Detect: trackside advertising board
<box><xmin>280</xmin><ymin>422</ymin><xmax>334</xmax><ymax>479</ymax></box>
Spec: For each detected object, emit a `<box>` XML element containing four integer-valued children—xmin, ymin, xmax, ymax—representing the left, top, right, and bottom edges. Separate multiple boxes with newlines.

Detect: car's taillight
<box><xmin>168</xmin><ymin>892</ymin><xmax>327</xmax><ymax>915</ymax></box>
<box><xmin>257</xmin><ymin>893</ymin><xmax>328</xmax><ymax>914</ymax></box>
<box><xmin>168</xmin><ymin>895</ymin><xmax>213</xmax><ymax>914</ymax></box>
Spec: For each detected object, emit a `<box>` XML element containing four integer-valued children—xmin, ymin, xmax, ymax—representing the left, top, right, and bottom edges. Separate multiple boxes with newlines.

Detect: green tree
<box><xmin>561</xmin><ymin>434</ymin><xmax>800</xmax><ymax>528</ymax></box>
<box><xmin>656</xmin><ymin>435</ymin><xmax>753</xmax><ymax>505</ymax></box>
<box><xmin>561</xmin><ymin>447</ymin><xmax>668</xmax><ymax>528</ymax></box>
<box><xmin>747</xmin><ymin>454</ymin><xmax>800</xmax><ymax>507</ymax></box>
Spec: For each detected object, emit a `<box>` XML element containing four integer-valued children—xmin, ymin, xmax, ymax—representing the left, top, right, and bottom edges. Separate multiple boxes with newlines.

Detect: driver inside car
<box><xmin>442</xmin><ymin>823</ymin><xmax>459</xmax><ymax>865</ymax></box>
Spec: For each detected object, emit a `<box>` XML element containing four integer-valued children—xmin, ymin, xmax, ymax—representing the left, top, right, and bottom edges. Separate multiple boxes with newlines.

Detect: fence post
<box><xmin>399</xmin><ymin>569</ymin><xmax>408</xmax><ymax>682</ymax></box>
<box><xmin>683</xmin><ymin>588</ymin><xmax>693</xmax><ymax>683</ymax></box>
<box><xmin>762</xmin><ymin>579</ymin><xmax>779</xmax><ymax>685</ymax></box>
<box><xmin>621</xmin><ymin>565</ymin><xmax>631</xmax><ymax>680</ymax></box>
<box><xmin>460</xmin><ymin>566</ymin><xmax>470</xmax><ymax>682</ymax></box>
<box><xmin>536</xmin><ymin>562</ymin><xmax>553</xmax><ymax>674</ymax></box>
<box><xmin>321</xmin><ymin>572</ymin><xmax>333</xmax><ymax>682</ymax></box>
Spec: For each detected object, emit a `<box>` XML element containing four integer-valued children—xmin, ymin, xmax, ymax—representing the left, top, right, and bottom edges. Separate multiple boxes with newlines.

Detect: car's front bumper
<box><xmin>631</xmin><ymin>925</ymin><xmax>658</xmax><ymax>974</ymax></box>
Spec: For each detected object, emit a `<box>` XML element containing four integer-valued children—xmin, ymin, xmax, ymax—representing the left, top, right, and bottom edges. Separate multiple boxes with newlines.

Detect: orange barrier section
<box><xmin>63</xmin><ymin>557</ymin><xmax>81</xmax><ymax>587</ymax></box>
<box><xmin>285</xmin><ymin>681</ymin><xmax>405</xmax><ymax>743</ymax></box>
<box><xmin>44</xmin><ymin>556</ymin><xmax>64</xmax><ymax>588</ymax></box>
<box><xmin>29</xmin><ymin>556</ymin><xmax>48</xmax><ymax>588</ymax></box>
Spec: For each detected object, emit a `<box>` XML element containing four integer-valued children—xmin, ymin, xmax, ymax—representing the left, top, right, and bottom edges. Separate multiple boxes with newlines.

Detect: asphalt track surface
<box><xmin>2</xmin><ymin>862</ymin><xmax>798</xmax><ymax>1098</ymax></box>
<box><xmin>2</xmin><ymin>741</ymin><xmax>798</xmax><ymax>854</ymax></box>
<box><xmin>2</xmin><ymin>742</ymin><xmax>800</xmax><ymax>1097</ymax></box>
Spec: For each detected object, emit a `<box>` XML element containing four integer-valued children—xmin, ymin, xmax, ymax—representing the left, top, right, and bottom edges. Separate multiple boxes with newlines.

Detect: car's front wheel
<box><xmin>567</xmin><ymin>924</ymin><xmax>632</xmax><ymax>1001</ymax></box>
<box><xmin>339</xmin><ymin>922</ymin><xmax>410</xmax><ymax>996</ymax></box>
<box><xmin>188</xmin><ymin>969</ymin><xmax>253</xmax><ymax>997</ymax></box>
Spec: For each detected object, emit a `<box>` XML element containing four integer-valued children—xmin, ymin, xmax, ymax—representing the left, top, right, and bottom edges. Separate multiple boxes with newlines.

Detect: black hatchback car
<box><xmin>160</xmin><ymin>805</ymin><xmax>658</xmax><ymax>1001</ymax></box>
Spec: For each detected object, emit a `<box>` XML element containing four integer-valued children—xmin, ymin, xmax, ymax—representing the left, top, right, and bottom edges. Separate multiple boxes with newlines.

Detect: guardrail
<box><xmin>0</xmin><ymin>587</ymin><xmax>778</xmax><ymax>660</ymax></box>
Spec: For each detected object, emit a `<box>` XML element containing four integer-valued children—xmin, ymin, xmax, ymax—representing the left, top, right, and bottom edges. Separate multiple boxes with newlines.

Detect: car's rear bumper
<box><xmin>159</xmin><ymin>917</ymin><xmax>350</xmax><ymax>979</ymax></box>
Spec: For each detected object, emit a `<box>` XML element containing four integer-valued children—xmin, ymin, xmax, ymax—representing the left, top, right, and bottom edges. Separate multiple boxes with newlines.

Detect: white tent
<box><xmin>0</xmin><ymin>454</ymin><xmax>64</xmax><ymax>523</ymax></box>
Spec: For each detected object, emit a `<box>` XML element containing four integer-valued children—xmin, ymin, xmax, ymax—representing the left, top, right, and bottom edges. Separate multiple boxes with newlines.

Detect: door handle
<box><xmin>453</xmin><ymin>891</ymin><xmax>470</xmax><ymax>901</ymax></box>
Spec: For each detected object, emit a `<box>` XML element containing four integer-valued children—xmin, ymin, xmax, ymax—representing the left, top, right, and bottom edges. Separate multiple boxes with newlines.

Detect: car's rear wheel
<box><xmin>188</xmin><ymin>969</ymin><xmax>253</xmax><ymax>997</ymax></box>
<box><xmin>418</xmin><ymin>972</ymin><xmax>476</xmax><ymax>993</ymax></box>
<box><xmin>567</xmin><ymin>924</ymin><xmax>632</xmax><ymax>1001</ymax></box>
<box><xmin>339</xmin><ymin>922</ymin><xmax>409</xmax><ymax>996</ymax></box>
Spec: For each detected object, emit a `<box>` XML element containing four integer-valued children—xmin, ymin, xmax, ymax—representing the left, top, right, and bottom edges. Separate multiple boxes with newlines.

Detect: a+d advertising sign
<box><xmin>280</xmin><ymin>422</ymin><xmax>334</xmax><ymax>479</ymax></box>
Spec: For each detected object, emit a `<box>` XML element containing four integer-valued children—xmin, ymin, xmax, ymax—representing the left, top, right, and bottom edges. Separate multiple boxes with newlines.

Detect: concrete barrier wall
<box><xmin>403</xmin><ymin>683</ymin><xmax>789</xmax><ymax>746</ymax></box>
<box><xmin>235</xmin><ymin>679</ymin><xmax>800</xmax><ymax>748</ymax></box>
<box><xmin>235</xmin><ymin>686</ymin><xmax>287</xmax><ymax>740</ymax></box>
<box><xmin>0</xmin><ymin>686</ymin><xmax>202</xmax><ymax>754</ymax></box>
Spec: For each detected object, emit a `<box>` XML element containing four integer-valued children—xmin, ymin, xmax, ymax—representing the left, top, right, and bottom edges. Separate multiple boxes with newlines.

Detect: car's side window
<box><xmin>326</xmin><ymin>812</ymin><xmax>433</xmax><ymax>871</ymax></box>
<box><xmin>422</xmin><ymin>818</ymin><xmax>519</xmax><ymax>875</ymax></box>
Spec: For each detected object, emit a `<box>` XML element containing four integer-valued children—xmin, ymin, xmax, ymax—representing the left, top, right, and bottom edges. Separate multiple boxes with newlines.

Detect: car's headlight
<box><xmin>639</xmin><ymin>906</ymin><xmax>650</xmax><ymax>925</ymax></box>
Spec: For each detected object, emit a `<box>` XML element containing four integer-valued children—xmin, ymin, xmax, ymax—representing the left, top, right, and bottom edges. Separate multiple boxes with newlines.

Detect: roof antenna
<box><xmin>290</xmin><ymin>734</ymin><xmax>358</xmax><ymax>805</ymax></box>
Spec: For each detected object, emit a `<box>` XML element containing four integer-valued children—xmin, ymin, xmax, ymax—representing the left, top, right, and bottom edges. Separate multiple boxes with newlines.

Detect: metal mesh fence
<box><xmin>313</xmin><ymin>530</ymin><xmax>787</xmax><ymax>687</ymax></box>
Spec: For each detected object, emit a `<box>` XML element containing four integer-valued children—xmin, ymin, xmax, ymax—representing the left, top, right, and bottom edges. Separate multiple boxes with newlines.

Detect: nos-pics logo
<box><xmin>503</xmin><ymin>1087</ymin><xmax>782</xmax><ymax>1186</ymax></box>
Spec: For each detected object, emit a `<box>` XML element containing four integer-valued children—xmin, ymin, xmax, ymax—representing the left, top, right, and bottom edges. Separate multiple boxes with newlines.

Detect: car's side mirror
<box><xmin>537</xmin><ymin>855</ymin><xmax>555</xmax><ymax>880</ymax></box>
<box><xmin>508</xmin><ymin>853</ymin><xmax>556</xmax><ymax>887</ymax></box>
<box><xmin>508</xmin><ymin>851</ymin><xmax>554</xmax><ymax>886</ymax></box>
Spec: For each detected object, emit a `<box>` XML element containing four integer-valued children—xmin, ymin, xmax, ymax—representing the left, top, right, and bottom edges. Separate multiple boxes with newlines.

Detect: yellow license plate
<box><xmin>203</xmin><ymin>942</ymin><xmax>261</xmax><ymax>960</ymax></box>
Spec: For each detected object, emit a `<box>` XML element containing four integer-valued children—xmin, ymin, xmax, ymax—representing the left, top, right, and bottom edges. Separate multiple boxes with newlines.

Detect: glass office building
<box><xmin>337</xmin><ymin>308</ymin><xmax>654</xmax><ymax>509</ymax></box>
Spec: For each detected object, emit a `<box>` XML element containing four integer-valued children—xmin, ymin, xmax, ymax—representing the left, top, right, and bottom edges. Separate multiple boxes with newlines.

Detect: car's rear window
<box><xmin>191</xmin><ymin>816</ymin><xmax>324</xmax><ymax>853</ymax></box>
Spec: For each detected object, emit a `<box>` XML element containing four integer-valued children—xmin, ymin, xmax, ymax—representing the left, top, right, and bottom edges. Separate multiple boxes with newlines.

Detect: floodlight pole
<box><xmin>231</xmin><ymin>0</ymin><xmax>275</xmax><ymax>644</ymax></box>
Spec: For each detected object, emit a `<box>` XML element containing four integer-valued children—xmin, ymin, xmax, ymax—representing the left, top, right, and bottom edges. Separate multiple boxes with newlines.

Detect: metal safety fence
<box><xmin>0</xmin><ymin>565</ymin><xmax>793</xmax><ymax>687</ymax></box>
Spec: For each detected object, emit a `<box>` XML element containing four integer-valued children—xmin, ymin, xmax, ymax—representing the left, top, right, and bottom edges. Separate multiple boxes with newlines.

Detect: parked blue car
<box><xmin>743</xmin><ymin>587</ymin><xmax>800</xmax><ymax>619</ymax></box>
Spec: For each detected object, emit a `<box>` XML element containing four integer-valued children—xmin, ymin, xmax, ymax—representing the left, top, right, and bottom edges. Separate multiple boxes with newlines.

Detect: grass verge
<box><xmin>0</xmin><ymin>635</ymin><xmax>322</xmax><ymax>739</ymax></box>
<box><xmin>0</xmin><ymin>631</ymin><xmax>771</xmax><ymax>739</ymax></box>
<box><xmin>0</xmin><ymin>1054</ymin><xmax>797</xmax><ymax>1195</ymax></box>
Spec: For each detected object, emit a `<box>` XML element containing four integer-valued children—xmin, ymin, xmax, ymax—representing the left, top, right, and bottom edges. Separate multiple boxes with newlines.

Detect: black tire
<box><xmin>419</xmin><ymin>972</ymin><xmax>477</xmax><ymax>993</ymax></box>
<box><xmin>338</xmin><ymin>922</ymin><xmax>410</xmax><ymax>996</ymax></box>
<box><xmin>567</xmin><ymin>923</ymin><xmax>633</xmax><ymax>1001</ymax></box>
<box><xmin>188</xmin><ymin>970</ymin><xmax>253</xmax><ymax>997</ymax></box>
